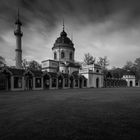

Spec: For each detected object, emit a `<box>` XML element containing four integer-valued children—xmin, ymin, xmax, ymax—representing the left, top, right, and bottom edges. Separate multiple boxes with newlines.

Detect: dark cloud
<box><xmin>0</xmin><ymin>36</ymin><xmax>4</xmax><ymax>43</ymax></box>
<box><xmin>0</xmin><ymin>0</ymin><xmax>140</xmax><ymax>30</ymax></box>
<box><xmin>1</xmin><ymin>0</ymin><xmax>140</xmax><ymax>66</ymax></box>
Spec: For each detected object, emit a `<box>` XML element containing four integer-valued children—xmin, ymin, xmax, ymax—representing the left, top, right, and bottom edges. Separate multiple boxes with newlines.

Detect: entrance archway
<box><xmin>79</xmin><ymin>78</ymin><xmax>82</xmax><ymax>88</ymax></box>
<box><xmin>58</xmin><ymin>75</ymin><xmax>63</xmax><ymax>89</ymax></box>
<box><xmin>24</xmin><ymin>72</ymin><xmax>33</xmax><ymax>90</ymax></box>
<box><xmin>70</xmin><ymin>76</ymin><xmax>74</xmax><ymax>88</ymax></box>
<box><xmin>44</xmin><ymin>74</ymin><xmax>50</xmax><ymax>89</ymax></box>
<box><xmin>130</xmin><ymin>81</ymin><xmax>133</xmax><ymax>87</ymax></box>
<box><xmin>96</xmin><ymin>78</ymin><xmax>99</xmax><ymax>88</ymax></box>
<box><xmin>0</xmin><ymin>71</ymin><xmax>11</xmax><ymax>90</ymax></box>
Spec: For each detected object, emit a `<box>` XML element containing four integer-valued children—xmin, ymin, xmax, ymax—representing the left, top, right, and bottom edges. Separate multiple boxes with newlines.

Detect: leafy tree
<box><xmin>106</xmin><ymin>71</ymin><xmax>112</xmax><ymax>78</ymax></box>
<box><xmin>83</xmin><ymin>53</ymin><xmax>96</xmax><ymax>65</ymax></box>
<box><xmin>109</xmin><ymin>68</ymin><xmax>126</xmax><ymax>78</ymax></box>
<box><xmin>134</xmin><ymin>58</ymin><xmax>140</xmax><ymax>70</ymax></box>
<box><xmin>123</xmin><ymin>61</ymin><xmax>134</xmax><ymax>71</ymax></box>
<box><xmin>134</xmin><ymin>58</ymin><xmax>140</xmax><ymax>80</ymax></box>
<box><xmin>22</xmin><ymin>59</ymin><xmax>28</xmax><ymax>69</ymax></box>
<box><xmin>28</xmin><ymin>60</ymin><xmax>42</xmax><ymax>70</ymax></box>
<box><xmin>97</xmin><ymin>56</ymin><xmax>109</xmax><ymax>69</ymax></box>
<box><xmin>0</xmin><ymin>56</ymin><xmax>6</xmax><ymax>67</ymax></box>
<box><xmin>22</xmin><ymin>59</ymin><xmax>41</xmax><ymax>70</ymax></box>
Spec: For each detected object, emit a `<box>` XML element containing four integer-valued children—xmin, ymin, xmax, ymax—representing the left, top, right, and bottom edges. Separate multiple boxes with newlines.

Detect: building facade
<box><xmin>79</xmin><ymin>64</ymin><xmax>104</xmax><ymax>88</ymax></box>
<box><xmin>42</xmin><ymin>25</ymin><xmax>80</xmax><ymax>74</ymax></box>
<box><xmin>122</xmin><ymin>73</ymin><xmax>136</xmax><ymax>87</ymax></box>
<box><xmin>0</xmin><ymin>13</ymin><xmax>131</xmax><ymax>91</ymax></box>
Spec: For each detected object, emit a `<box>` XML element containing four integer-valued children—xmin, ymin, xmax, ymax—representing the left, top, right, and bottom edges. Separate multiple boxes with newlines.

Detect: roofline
<box><xmin>23</xmin><ymin>69</ymin><xmax>34</xmax><ymax>76</ymax></box>
<box><xmin>0</xmin><ymin>67</ymin><xmax>13</xmax><ymax>75</ymax></box>
<box><xmin>42</xmin><ymin>59</ymin><xmax>58</xmax><ymax>63</ymax></box>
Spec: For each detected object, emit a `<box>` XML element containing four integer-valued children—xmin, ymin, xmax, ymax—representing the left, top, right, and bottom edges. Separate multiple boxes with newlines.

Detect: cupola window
<box><xmin>54</xmin><ymin>52</ymin><xmax>57</xmax><ymax>60</ymax></box>
<box><xmin>61</xmin><ymin>51</ymin><xmax>65</xmax><ymax>59</ymax></box>
<box><xmin>70</xmin><ymin>52</ymin><xmax>73</xmax><ymax>60</ymax></box>
<box><xmin>96</xmin><ymin>70</ymin><xmax>99</xmax><ymax>73</ymax></box>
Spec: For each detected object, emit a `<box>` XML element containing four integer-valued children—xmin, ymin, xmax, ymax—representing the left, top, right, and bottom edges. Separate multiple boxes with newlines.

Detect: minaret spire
<box><xmin>63</xmin><ymin>18</ymin><xmax>65</xmax><ymax>31</ymax></box>
<box><xmin>17</xmin><ymin>8</ymin><xmax>19</xmax><ymax>20</ymax></box>
<box><xmin>14</xmin><ymin>9</ymin><xmax>23</xmax><ymax>69</ymax></box>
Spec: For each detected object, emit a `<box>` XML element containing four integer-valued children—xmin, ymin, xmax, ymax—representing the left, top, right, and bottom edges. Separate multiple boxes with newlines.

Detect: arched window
<box><xmin>61</xmin><ymin>51</ymin><xmax>65</xmax><ymax>59</ymax></box>
<box><xmin>70</xmin><ymin>52</ymin><xmax>73</xmax><ymax>60</ymax></box>
<box><xmin>54</xmin><ymin>52</ymin><xmax>57</xmax><ymax>60</ymax></box>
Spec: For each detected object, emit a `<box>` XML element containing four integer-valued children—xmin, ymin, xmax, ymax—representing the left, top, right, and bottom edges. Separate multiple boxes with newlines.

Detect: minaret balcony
<box><xmin>15</xmin><ymin>49</ymin><xmax>22</xmax><ymax>52</ymax></box>
<box><xmin>14</xmin><ymin>30</ymin><xmax>23</xmax><ymax>36</ymax></box>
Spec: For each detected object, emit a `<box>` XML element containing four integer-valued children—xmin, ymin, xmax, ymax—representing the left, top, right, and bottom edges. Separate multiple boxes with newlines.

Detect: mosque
<box><xmin>0</xmin><ymin>12</ymin><xmax>136</xmax><ymax>91</ymax></box>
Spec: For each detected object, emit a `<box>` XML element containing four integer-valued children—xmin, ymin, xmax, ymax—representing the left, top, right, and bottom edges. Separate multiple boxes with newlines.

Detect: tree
<box><xmin>22</xmin><ymin>59</ymin><xmax>28</xmax><ymax>69</ymax></box>
<box><xmin>123</xmin><ymin>60</ymin><xmax>137</xmax><ymax>76</ymax></box>
<box><xmin>97</xmin><ymin>56</ymin><xmax>109</xmax><ymax>69</ymax></box>
<box><xmin>83</xmin><ymin>53</ymin><xmax>96</xmax><ymax>65</ymax></box>
<box><xmin>109</xmin><ymin>68</ymin><xmax>126</xmax><ymax>78</ymax></box>
<box><xmin>134</xmin><ymin>58</ymin><xmax>140</xmax><ymax>70</ymax></box>
<box><xmin>22</xmin><ymin>60</ymin><xmax>41</xmax><ymax>70</ymax></box>
<box><xmin>121</xmin><ymin>59</ymin><xmax>140</xmax><ymax>80</ymax></box>
<box><xmin>134</xmin><ymin>58</ymin><xmax>140</xmax><ymax>80</ymax></box>
<box><xmin>123</xmin><ymin>61</ymin><xmax>134</xmax><ymax>71</ymax></box>
<box><xmin>29</xmin><ymin>60</ymin><xmax>42</xmax><ymax>70</ymax></box>
<box><xmin>0</xmin><ymin>56</ymin><xmax>6</xmax><ymax>67</ymax></box>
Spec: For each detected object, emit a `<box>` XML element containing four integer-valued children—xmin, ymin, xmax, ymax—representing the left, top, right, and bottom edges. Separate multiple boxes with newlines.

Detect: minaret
<box><xmin>14</xmin><ymin>9</ymin><xmax>23</xmax><ymax>69</ymax></box>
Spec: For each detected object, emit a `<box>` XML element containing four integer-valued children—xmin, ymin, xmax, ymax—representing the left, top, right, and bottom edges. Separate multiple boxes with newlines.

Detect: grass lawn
<box><xmin>0</xmin><ymin>88</ymin><xmax>140</xmax><ymax>140</ymax></box>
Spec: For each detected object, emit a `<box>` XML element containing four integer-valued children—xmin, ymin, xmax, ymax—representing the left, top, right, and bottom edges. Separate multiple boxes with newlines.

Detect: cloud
<box><xmin>1</xmin><ymin>0</ymin><xmax>140</xmax><ymax>67</ymax></box>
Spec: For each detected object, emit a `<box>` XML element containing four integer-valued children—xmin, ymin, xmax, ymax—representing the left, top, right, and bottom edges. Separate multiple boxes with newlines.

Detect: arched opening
<box><xmin>54</xmin><ymin>52</ymin><xmax>57</xmax><ymax>60</ymax></box>
<box><xmin>106</xmin><ymin>80</ymin><xmax>110</xmax><ymax>87</ymax></box>
<box><xmin>136</xmin><ymin>81</ymin><xmax>138</xmax><ymax>86</ymax></box>
<box><xmin>70</xmin><ymin>76</ymin><xmax>74</xmax><ymax>88</ymax></box>
<box><xmin>51</xmin><ymin>78</ymin><xmax>57</xmax><ymax>88</ymax></box>
<box><xmin>75</xmin><ymin>79</ymin><xmax>79</xmax><ymax>87</ymax></box>
<box><xmin>104</xmin><ymin>79</ymin><xmax>106</xmax><ymax>88</ymax></box>
<box><xmin>61</xmin><ymin>51</ymin><xmax>65</xmax><ymax>59</ymax></box>
<box><xmin>58</xmin><ymin>75</ymin><xmax>63</xmax><ymax>89</ymax></box>
<box><xmin>64</xmin><ymin>78</ymin><xmax>69</xmax><ymax>87</ymax></box>
<box><xmin>130</xmin><ymin>81</ymin><xmax>133</xmax><ymax>87</ymax></box>
<box><xmin>111</xmin><ymin>80</ymin><xmax>114</xmax><ymax>87</ymax></box>
<box><xmin>96</xmin><ymin>78</ymin><xmax>99</xmax><ymax>88</ymax></box>
<box><xmin>84</xmin><ymin>79</ymin><xmax>87</xmax><ymax>87</ymax></box>
<box><xmin>24</xmin><ymin>72</ymin><xmax>33</xmax><ymax>90</ymax></box>
<box><xmin>0</xmin><ymin>70</ymin><xmax>11</xmax><ymax>90</ymax></box>
<box><xmin>79</xmin><ymin>78</ymin><xmax>82</xmax><ymax>88</ymax></box>
<box><xmin>70</xmin><ymin>52</ymin><xmax>73</xmax><ymax>60</ymax></box>
<box><xmin>109</xmin><ymin>80</ymin><xmax>112</xmax><ymax>87</ymax></box>
<box><xmin>44</xmin><ymin>73</ymin><xmax>50</xmax><ymax>89</ymax></box>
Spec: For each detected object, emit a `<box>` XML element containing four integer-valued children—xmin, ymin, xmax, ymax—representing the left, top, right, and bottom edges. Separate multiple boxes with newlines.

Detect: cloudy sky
<box><xmin>0</xmin><ymin>0</ymin><xmax>140</xmax><ymax>68</ymax></box>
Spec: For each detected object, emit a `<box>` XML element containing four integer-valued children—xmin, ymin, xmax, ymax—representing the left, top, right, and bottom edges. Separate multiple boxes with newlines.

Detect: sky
<box><xmin>0</xmin><ymin>0</ymin><xmax>140</xmax><ymax>68</ymax></box>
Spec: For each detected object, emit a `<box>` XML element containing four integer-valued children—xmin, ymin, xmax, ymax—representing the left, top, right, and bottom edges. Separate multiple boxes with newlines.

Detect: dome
<box><xmin>52</xmin><ymin>29</ymin><xmax>75</xmax><ymax>51</ymax></box>
<box><xmin>55</xmin><ymin>36</ymin><xmax>73</xmax><ymax>44</ymax></box>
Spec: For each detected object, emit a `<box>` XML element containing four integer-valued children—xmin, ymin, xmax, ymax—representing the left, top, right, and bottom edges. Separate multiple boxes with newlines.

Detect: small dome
<box><xmin>60</xmin><ymin>30</ymin><xmax>67</xmax><ymax>37</ymax></box>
